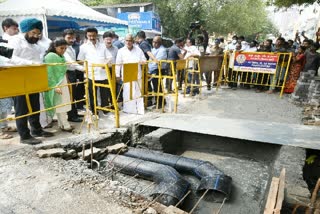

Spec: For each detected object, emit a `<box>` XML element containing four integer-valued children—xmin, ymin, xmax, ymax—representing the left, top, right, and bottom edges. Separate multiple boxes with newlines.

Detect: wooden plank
<box><xmin>274</xmin><ymin>168</ymin><xmax>286</xmax><ymax>214</ymax></box>
<box><xmin>264</xmin><ymin>177</ymin><xmax>280</xmax><ymax>214</ymax></box>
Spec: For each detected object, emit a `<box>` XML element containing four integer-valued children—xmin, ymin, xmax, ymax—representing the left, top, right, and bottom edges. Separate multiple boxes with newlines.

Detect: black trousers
<box><xmin>88</xmin><ymin>79</ymin><xmax>109</xmax><ymax>113</ymax></box>
<box><xmin>148</xmin><ymin>69</ymin><xmax>166</xmax><ymax>105</ymax></box>
<box><xmin>66</xmin><ymin>70</ymin><xmax>79</xmax><ymax>119</ymax></box>
<box><xmin>14</xmin><ymin>93</ymin><xmax>42</xmax><ymax>139</ymax></box>
<box><xmin>75</xmin><ymin>70</ymin><xmax>85</xmax><ymax>109</ymax></box>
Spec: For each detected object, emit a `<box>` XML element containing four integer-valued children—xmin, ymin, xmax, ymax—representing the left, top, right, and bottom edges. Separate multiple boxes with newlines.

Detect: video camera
<box><xmin>0</xmin><ymin>37</ymin><xmax>14</xmax><ymax>59</ymax></box>
<box><xmin>189</xmin><ymin>21</ymin><xmax>201</xmax><ymax>30</ymax></box>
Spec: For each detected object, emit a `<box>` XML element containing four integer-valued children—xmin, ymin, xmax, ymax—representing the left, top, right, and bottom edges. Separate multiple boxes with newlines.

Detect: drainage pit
<box><xmin>93</xmin><ymin>125</ymin><xmax>300</xmax><ymax>214</ymax></box>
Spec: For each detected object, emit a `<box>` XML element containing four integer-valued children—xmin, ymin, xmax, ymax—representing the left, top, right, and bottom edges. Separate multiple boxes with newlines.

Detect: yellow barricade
<box><xmin>217</xmin><ymin>52</ymin><xmax>292</xmax><ymax>97</ymax></box>
<box><xmin>183</xmin><ymin>57</ymin><xmax>202</xmax><ymax>97</ymax></box>
<box><xmin>0</xmin><ymin>61</ymin><xmax>90</xmax><ymax>132</ymax></box>
<box><xmin>0</xmin><ymin>64</ymin><xmax>49</xmax><ymax>98</ymax></box>
<box><xmin>90</xmin><ymin>63</ymin><xmax>119</xmax><ymax>128</ymax></box>
<box><xmin>144</xmin><ymin>60</ymin><xmax>179</xmax><ymax>113</ymax></box>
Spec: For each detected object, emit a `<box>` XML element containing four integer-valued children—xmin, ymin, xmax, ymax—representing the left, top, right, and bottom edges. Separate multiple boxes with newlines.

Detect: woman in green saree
<box><xmin>44</xmin><ymin>39</ymin><xmax>73</xmax><ymax>132</ymax></box>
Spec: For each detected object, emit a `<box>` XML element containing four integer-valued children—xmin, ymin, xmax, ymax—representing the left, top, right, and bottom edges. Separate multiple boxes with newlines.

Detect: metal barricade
<box><xmin>217</xmin><ymin>52</ymin><xmax>292</xmax><ymax>97</ymax></box>
<box><xmin>90</xmin><ymin>63</ymin><xmax>119</xmax><ymax>128</ymax></box>
<box><xmin>144</xmin><ymin>60</ymin><xmax>179</xmax><ymax>113</ymax></box>
<box><xmin>199</xmin><ymin>55</ymin><xmax>224</xmax><ymax>89</ymax></box>
<box><xmin>0</xmin><ymin>61</ymin><xmax>90</xmax><ymax>131</ymax></box>
<box><xmin>183</xmin><ymin>57</ymin><xmax>202</xmax><ymax>96</ymax></box>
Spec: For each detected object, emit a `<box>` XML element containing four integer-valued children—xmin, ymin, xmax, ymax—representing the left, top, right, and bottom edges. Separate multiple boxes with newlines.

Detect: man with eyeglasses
<box><xmin>148</xmin><ymin>36</ymin><xmax>167</xmax><ymax>107</ymax></box>
<box><xmin>8</xmin><ymin>18</ymin><xmax>54</xmax><ymax>145</ymax></box>
<box><xmin>115</xmin><ymin>34</ymin><xmax>146</xmax><ymax>114</ymax></box>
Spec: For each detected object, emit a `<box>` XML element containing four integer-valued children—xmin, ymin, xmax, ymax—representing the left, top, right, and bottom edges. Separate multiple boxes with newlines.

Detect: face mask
<box><xmin>232</xmin><ymin>40</ymin><xmax>237</xmax><ymax>44</ymax></box>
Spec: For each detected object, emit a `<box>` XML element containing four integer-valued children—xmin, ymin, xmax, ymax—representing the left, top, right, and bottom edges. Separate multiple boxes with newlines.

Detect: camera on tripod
<box><xmin>0</xmin><ymin>37</ymin><xmax>14</xmax><ymax>59</ymax></box>
<box><xmin>189</xmin><ymin>21</ymin><xmax>201</xmax><ymax>30</ymax></box>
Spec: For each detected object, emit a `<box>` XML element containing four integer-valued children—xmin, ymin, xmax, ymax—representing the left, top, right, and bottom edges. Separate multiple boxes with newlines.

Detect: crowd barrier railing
<box><xmin>0</xmin><ymin>61</ymin><xmax>91</xmax><ymax>132</ymax></box>
<box><xmin>217</xmin><ymin>51</ymin><xmax>292</xmax><ymax>97</ymax></box>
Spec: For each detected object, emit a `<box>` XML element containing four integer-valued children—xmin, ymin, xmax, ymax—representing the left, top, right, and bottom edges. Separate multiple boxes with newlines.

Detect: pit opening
<box><xmin>93</xmin><ymin>124</ymin><xmax>297</xmax><ymax>214</ymax></box>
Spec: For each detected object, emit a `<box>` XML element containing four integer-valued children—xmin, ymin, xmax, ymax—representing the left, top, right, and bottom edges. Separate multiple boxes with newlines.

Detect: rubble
<box><xmin>37</xmin><ymin>148</ymin><xmax>66</xmax><ymax>158</ymax></box>
<box><xmin>106</xmin><ymin>143</ymin><xmax>128</xmax><ymax>154</ymax></box>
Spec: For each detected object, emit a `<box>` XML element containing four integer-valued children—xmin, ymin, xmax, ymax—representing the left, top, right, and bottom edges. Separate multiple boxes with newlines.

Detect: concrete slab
<box><xmin>139</xmin><ymin>114</ymin><xmax>320</xmax><ymax>150</ymax></box>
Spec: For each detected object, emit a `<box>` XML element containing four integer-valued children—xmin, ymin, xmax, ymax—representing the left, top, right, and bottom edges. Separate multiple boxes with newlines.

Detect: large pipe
<box><xmin>123</xmin><ymin>148</ymin><xmax>232</xmax><ymax>200</ymax></box>
<box><xmin>104</xmin><ymin>154</ymin><xmax>190</xmax><ymax>206</ymax></box>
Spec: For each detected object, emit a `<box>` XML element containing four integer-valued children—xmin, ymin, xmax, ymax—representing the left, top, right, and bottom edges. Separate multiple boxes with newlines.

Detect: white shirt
<box><xmin>8</xmin><ymin>34</ymin><xmax>42</xmax><ymax>65</ymax></box>
<box><xmin>37</xmin><ymin>36</ymin><xmax>51</xmax><ymax>62</ymax></box>
<box><xmin>77</xmin><ymin>41</ymin><xmax>112</xmax><ymax>80</ymax></box>
<box><xmin>64</xmin><ymin>45</ymin><xmax>84</xmax><ymax>71</ymax></box>
<box><xmin>115</xmin><ymin>46</ymin><xmax>146</xmax><ymax>79</ymax></box>
<box><xmin>184</xmin><ymin>45</ymin><xmax>200</xmax><ymax>68</ymax></box>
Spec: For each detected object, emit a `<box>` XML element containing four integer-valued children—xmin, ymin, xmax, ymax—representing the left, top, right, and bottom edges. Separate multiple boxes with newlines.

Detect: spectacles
<box><xmin>152</xmin><ymin>41</ymin><xmax>159</xmax><ymax>43</ymax></box>
<box><xmin>126</xmin><ymin>40</ymin><xmax>133</xmax><ymax>42</ymax></box>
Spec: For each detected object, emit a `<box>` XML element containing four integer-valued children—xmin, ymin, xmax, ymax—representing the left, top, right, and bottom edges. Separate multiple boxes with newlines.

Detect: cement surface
<box><xmin>140</xmin><ymin>114</ymin><xmax>320</xmax><ymax>150</ymax></box>
<box><xmin>180</xmin><ymin>150</ymin><xmax>270</xmax><ymax>214</ymax></box>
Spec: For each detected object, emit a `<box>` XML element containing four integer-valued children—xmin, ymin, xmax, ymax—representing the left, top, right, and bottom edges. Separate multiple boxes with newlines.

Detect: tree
<box><xmin>81</xmin><ymin>0</ymin><xmax>277</xmax><ymax>40</ymax></box>
<box><xmin>267</xmin><ymin>0</ymin><xmax>320</xmax><ymax>8</ymax></box>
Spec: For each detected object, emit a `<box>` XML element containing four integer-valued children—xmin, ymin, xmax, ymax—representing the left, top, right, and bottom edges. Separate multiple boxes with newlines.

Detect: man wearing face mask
<box><xmin>225</xmin><ymin>35</ymin><xmax>238</xmax><ymax>52</ymax></box>
<box><xmin>8</xmin><ymin>18</ymin><xmax>54</xmax><ymax>145</ymax></box>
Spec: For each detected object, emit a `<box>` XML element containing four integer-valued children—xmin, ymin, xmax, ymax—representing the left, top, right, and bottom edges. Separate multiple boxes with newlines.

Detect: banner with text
<box><xmin>233</xmin><ymin>52</ymin><xmax>279</xmax><ymax>74</ymax></box>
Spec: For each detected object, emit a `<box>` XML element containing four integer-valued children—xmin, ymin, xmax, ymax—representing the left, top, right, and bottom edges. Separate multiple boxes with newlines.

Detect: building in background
<box><xmin>93</xmin><ymin>2</ymin><xmax>161</xmax><ymax>39</ymax></box>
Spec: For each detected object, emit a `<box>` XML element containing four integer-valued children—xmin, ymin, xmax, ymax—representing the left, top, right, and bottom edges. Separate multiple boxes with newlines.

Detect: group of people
<box><xmin>222</xmin><ymin>33</ymin><xmax>320</xmax><ymax>93</ymax></box>
<box><xmin>1</xmin><ymin>16</ymin><xmax>319</xmax><ymax>144</ymax></box>
<box><xmin>0</xmin><ymin>17</ymin><xmax>171</xmax><ymax>144</ymax></box>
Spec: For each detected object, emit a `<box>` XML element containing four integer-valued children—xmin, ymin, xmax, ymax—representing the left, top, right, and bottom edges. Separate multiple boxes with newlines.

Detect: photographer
<box><xmin>187</xmin><ymin>22</ymin><xmax>208</xmax><ymax>54</ymax></box>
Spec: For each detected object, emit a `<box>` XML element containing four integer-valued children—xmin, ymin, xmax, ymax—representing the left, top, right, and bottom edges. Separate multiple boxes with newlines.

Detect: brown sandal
<box><xmin>0</xmin><ymin>132</ymin><xmax>13</xmax><ymax>139</ymax></box>
<box><xmin>1</xmin><ymin>126</ymin><xmax>17</xmax><ymax>132</ymax></box>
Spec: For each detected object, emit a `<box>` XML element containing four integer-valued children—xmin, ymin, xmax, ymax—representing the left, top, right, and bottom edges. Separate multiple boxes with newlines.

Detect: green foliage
<box><xmin>306</xmin><ymin>154</ymin><xmax>317</xmax><ymax>165</ymax></box>
<box><xmin>81</xmin><ymin>0</ymin><xmax>105</xmax><ymax>6</ymax></box>
<box><xmin>81</xmin><ymin>0</ymin><xmax>278</xmax><ymax>40</ymax></box>
<box><xmin>267</xmin><ymin>0</ymin><xmax>319</xmax><ymax>8</ymax></box>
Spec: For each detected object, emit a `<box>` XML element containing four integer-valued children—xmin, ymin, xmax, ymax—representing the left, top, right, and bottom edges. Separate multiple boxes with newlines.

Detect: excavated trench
<box><xmin>82</xmin><ymin>124</ymin><xmax>308</xmax><ymax>214</ymax></box>
<box><xmin>50</xmin><ymin>121</ymin><xmax>311</xmax><ymax>213</ymax></box>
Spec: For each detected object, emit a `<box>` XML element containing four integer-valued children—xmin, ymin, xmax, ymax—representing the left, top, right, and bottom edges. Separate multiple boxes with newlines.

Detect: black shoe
<box><xmin>76</xmin><ymin>114</ymin><xmax>84</xmax><ymax>118</ymax></box>
<box><xmin>68</xmin><ymin>117</ymin><xmax>82</xmax><ymax>122</ymax></box>
<box><xmin>147</xmin><ymin>100</ymin><xmax>154</xmax><ymax>107</ymax></box>
<box><xmin>31</xmin><ymin>130</ymin><xmax>54</xmax><ymax>138</ymax></box>
<box><xmin>21</xmin><ymin>137</ymin><xmax>42</xmax><ymax>145</ymax></box>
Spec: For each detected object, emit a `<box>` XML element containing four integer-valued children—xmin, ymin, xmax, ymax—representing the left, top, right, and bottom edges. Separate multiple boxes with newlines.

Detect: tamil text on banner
<box><xmin>233</xmin><ymin>52</ymin><xmax>279</xmax><ymax>74</ymax></box>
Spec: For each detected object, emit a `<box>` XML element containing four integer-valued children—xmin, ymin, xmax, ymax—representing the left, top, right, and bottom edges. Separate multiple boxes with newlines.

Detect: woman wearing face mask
<box><xmin>43</xmin><ymin>39</ymin><xmax>73</xmax><ymax>132</ymax></box>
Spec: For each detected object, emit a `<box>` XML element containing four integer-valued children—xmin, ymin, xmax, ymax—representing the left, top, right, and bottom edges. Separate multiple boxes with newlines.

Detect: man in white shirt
<box><xmin>8</xmin><ymin>18</ymin><xmax>54</xmax><ymax>145</ymax></box>
<box><xmin>103</xmin><ymin>31</ymin><xmax>119</xmax><ymax>105</ymax></box>
<box><xmin>63</xmin><ymin>29</ymin><xmax>83</xmax><ymax>122</ymax></box>
<box><xmin>184</xmin><ymin>38</ymin><xmax>201</xmax><ymax>95</ymax></box>
<box><xmin>1</xmin><ymin>18</ymin><xmax>19</xmax><ymax>41</ymax></box>
<box><xmin>115</xmin><ymin>34</ymin><xmax>146</xmax><ymax>114</ymax></box>
<box><xmin>78</xmin><ymin>27</ymin><xmax>112</xmax><ymax>116</ymax></box>
<box><xmin>0</xmin><ymin>18</ymin><xmax>19</xmax><ymax>140</ymax></box>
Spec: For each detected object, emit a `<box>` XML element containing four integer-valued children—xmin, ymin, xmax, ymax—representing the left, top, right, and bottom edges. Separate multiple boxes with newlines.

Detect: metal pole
<box><xmin>189</xmin><ymin>189</ymin><xmax>209</xmax><ymax>214</ymax></box>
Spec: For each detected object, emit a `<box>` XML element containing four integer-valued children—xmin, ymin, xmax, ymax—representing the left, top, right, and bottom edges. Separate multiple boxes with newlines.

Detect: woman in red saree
<box><xmin>284</xmin><ymin>46</ymin><xmax>306</xmax><ymax>93</ymax></box>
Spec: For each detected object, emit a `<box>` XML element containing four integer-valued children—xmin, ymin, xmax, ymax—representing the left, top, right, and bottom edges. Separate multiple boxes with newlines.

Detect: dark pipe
<box><xmin>123</xmin><ymin>148</ymin><xmax>232</xmax><ymax>200</ymax></box>
<box><xmin>104</xmin><ymin>154</ymin><xmax>190</xmax><ymax>206</ymax></box>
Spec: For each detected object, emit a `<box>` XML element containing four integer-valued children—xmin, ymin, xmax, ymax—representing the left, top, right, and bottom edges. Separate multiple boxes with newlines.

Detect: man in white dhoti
<box><xmin>115</xmin><ymin>34</ymin><xmax>146</xmax><ymax>114</ymax></box>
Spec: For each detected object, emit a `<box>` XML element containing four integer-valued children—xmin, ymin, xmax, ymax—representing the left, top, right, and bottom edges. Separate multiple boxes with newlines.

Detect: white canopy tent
<box><xmin>0</xmin><ymin>0</ymin><xmax>128</xmax><ymax>37</ymax></box>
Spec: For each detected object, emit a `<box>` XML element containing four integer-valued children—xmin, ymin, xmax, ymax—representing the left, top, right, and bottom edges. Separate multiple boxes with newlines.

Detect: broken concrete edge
<box><xmin>36</xmin><ymin>148</ymin><xmax>78</xmax><ymax>160</ymax></box>
<box><xmin>42</xmin><ymin>127</ymin><xmax>130</xmax><ymax>152</ymax></box>
<box><xmin>134</xmin><ymin>202</ymin><xmax>187</xmax><ymax>214</ymax></box>
<box><xmin>271</xmin><ymin>145</ymin><xmax>311</xmax><ymax>207</ymax></box>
